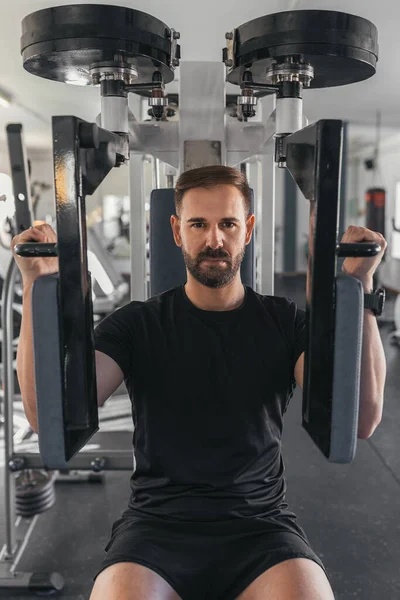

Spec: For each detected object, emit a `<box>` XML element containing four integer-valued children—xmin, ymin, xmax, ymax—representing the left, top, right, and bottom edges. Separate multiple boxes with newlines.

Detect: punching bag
<box><xmin>365</xmin><ymin>187</ymin><xmax>386</xmax><ymax>239</ymax></box>
<box><xmin>365</xmin><ymin>188</ymin><xmax>386</xmax><ymax>285</ymax></box>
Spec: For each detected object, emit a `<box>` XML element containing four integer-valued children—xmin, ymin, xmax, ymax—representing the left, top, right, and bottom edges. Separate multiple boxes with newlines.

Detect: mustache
<box><xmin>198</xmin><ymin>250</ymin><xmax>231</xmax><ymax>260</ymax></box>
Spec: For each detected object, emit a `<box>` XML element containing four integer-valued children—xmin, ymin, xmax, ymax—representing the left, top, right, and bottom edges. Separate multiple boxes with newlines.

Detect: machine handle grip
<box><xmin>336</xmin><ymin>242</ymin><xmax>381</xmax><ymax>258</ymax></box>
<box><xmin>14</xmin><ymin>242</ymin><xmax>58</xmax><ymax>257</ymax></box>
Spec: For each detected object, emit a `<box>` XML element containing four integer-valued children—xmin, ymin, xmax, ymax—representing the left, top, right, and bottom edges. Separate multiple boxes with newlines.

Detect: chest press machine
<box><xmin>2</xmin><ymin>4</ymin><xmax>381</xmax><ymax>594</ymax></box>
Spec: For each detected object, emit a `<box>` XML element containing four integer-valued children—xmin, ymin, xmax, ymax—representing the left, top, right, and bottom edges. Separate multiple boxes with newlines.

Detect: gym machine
<box><xmin>1</xmin><ymin>4</ymin><xmax>381</xmax><ymax>594</ymax></box>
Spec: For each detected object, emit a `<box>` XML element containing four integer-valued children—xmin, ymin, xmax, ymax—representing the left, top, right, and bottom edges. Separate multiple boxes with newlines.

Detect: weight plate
<box><xmin>16</xmin><ymin>500</ymin><xmax>55</xmax><ymax>518</ymax></box>
<box><xmin>16</xmin><ymin>487</ymin><xmax>55</xmax><ymax>506</ymax></box>
<box><xmin>16</xmin><ymin>490</ymin><xmax>55</xmax><ymax>517</ymax></box>
<box><xmin>226</xmin><ymin>10</ymin><xmax>378</xmax><ymax>88</ymax></box>
<box><xmin>15</xmin><ymin>470</ymin><xmax>54</xmax><ymax>497</ymax></box>
<box><xmin>21</xmin><ymin>4</ymin><xmax>177</xmax><ymax>85</ymax></box>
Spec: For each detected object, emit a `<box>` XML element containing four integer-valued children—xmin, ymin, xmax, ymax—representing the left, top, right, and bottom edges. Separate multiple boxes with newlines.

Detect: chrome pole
<box><xmin>1</xmin><ymin>258</ymin><xmax>18</xmax><ymax>557</ymax></box>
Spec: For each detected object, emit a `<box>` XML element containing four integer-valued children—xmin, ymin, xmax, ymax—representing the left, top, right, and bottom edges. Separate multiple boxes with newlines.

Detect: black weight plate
<box><xmin>16</xmin><ymin>498</ymin><xmax>55</xmax><ymax>518</ymax></box>
<box><xmin>16</xmin><ymin>493</ymin><xmax>56</xmax><ymax>517</ymax></box>
<box><xmin>226</xmin><ymin>10</ymin><xmax>378</xmax><ymax>88</ymax></box>
<box><xmin>21</xmin><ymin>4</ymin><xmax>176</xmax><ymax>85</ymax></box>
<box><xmin>15</xmin><ymin>470</ymin><xmax>54</xmax><ymax>498</ymax></box>
<box><xmin>16</xmin><ymin>486</ymin><xmax>55</xmax><ymax>506</ymax></box>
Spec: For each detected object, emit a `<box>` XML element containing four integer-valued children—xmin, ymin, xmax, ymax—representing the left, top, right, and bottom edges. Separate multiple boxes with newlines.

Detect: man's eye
<box><xmin>223</xmin><ymin>222</ymin><xmax>235</xmax><ymax>228</ymax></box>
<box><xmin>191</xmin><ymin>223</ymin><xmax>204</xmax><ymax>228</ymax></box>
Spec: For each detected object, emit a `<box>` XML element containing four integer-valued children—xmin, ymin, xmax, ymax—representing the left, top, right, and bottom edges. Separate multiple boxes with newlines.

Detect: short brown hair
<box><xmin>174</xmin><ymin>165</ymin><xmax>252</xmax><ymax>218</ymax></box>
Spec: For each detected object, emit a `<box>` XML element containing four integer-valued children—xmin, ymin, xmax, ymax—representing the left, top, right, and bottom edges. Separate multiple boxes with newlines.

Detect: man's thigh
<box><xmin>236</xmin><ymin>557</ymin><xmax>335</xmax><ymax>600</ymax></box>
<box><xmin>89</xmin><ymin>562</ymin><xmax>183</xmax><ymax>600</ymax></box>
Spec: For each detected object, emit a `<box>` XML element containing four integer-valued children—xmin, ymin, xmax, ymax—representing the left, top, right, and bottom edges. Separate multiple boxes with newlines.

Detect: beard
<box><xmin>182</xmin><ymin>244</ymin><xmax>246</xmax><ymax>288</ymax></box>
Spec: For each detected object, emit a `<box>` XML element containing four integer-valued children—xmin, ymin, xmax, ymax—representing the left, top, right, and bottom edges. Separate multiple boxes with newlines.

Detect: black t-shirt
<box><xmin>94</xmin><ymin>285</ymin><xmax>306</xmax><ymax>522</ymax></box>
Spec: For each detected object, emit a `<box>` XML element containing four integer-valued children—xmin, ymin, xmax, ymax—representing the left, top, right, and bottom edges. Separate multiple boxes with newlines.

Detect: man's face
<box><xmin>171</xmin><ymin>184</ymin><xmax>255</xmax><ymax>288</ymax></box>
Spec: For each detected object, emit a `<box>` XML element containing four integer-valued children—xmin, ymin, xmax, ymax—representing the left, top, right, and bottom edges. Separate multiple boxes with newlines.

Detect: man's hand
<box><xmin>11</xmin><ymin>224</ymin><xmax>59</xmax><ymax>286</ymax></box>
<box><xmin>341</xmin><ymin>226</ymin><xmax>387</xmax><ymax>288</ymax></box>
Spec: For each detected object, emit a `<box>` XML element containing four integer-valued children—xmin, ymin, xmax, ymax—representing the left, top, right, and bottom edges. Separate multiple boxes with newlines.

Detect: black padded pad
<box><xmin>330</xmin><ymin>274</ymin><xmax>363</xmax><ymax>463</ymax></box>
<box><xmin>31</xmin><ymin>274</ymin><xmax>99</xmax><ymax>469</ymax></box>
<box><xmin>31</xmin><ymin>274</ymin><xmax>68</xmax><ymax>469</ymax></box>
<box><xmin>149</xmin><ymin>188</ymin><xmax>255</xmax><ymax>296</ymax></box>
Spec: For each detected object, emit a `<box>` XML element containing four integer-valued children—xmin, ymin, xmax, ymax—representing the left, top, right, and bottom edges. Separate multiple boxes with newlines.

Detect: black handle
<box><xmin>14</xmin><ymin>242</ymin><xmax>58</xmax><ymax>257</ymax></box>
<box><xmin>336</xmin><ymin>242</ymin><xmax>381</xmax><ymax>258</ymax></box>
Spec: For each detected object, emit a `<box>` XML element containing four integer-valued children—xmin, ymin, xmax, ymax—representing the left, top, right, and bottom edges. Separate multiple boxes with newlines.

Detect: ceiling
<box><xmin>1</xmin><ymin>0</ymin><xmax>400</xmax><ymax>152</ymax></box>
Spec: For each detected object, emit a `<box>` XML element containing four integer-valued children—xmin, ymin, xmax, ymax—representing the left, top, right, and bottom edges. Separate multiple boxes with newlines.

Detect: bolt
<box><xmin>225</xmin><ymin>59</ymin><xmax>234</xmax><ymax>68</ymax></box>
<box><xmin>172</xmin><ymin>58</ymin><xmax>180</xmax><ymax>67</ymax></box>
<box><xmin>173</xmin><ymin>31</ymin><xmax>180</xmax><ymax>40</ymax></box>
<box><xmin>9</xmin><ymin>458</ymin><xmax>26</xmax><ymax>472</ymax></box>
<box><xmin>225</xmin><ymin>32</ymin><xmax>233</xmax><ymax>40</ymax></box>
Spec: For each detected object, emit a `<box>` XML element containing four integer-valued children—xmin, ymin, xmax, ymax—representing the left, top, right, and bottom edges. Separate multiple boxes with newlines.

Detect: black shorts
<box><xmin>94</xmin><ymin>511</ymin><xmax>329</xmax><ymax>600</ymax></box>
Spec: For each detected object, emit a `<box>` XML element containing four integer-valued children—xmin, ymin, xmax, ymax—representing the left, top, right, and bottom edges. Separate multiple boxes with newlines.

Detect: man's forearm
<box><xmin>357</xmin><ymin>279</ymin><xmax>386</xmax><ymax>439</ymax></box>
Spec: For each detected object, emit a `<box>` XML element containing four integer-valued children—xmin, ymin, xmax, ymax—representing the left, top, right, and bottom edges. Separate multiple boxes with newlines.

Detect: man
<box><xmin>13</xmin><ymin>165</ymin><xmax>386</xmax><ymax>600</ymax></box>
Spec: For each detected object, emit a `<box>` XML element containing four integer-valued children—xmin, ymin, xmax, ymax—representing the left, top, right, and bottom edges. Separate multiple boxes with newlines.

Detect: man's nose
<box><xmin>205</xmin><ymin>226</ymin><xmax>224</xmax><ymax>249</ymax></box>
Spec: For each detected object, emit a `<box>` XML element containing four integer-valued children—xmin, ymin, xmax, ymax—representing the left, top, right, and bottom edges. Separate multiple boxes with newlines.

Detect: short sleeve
<box><xmin>292</xmin><ymin>304</ymin><xmax>306</xmax><ymax>367</ymax></box>
<box><xmin>94</xmin><ymin>303</ymin><xmax>136</xmax><ymax>379</ymax></box>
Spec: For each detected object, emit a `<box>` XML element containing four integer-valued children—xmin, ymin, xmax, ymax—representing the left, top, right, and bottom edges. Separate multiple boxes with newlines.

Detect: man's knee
<box><xmin>90</xmin><ymin>562</ymin><xmax>182</xmax><ymax>600</ymax></box>
<box><xmin>237</xmin><ymin>557</ymin><xmax>335</xmax><ymax>600</ymax></box>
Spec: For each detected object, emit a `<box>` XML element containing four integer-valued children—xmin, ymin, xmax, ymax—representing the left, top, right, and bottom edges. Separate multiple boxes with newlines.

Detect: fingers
<box><xmin>342</xmin><ymin>225</ymin><xmax>387</xmax><ymax>249</ymax></box>
<box><xmin>11</xmin><ymin>224</ymin><xmax>57</xmax><ymax>251</ymax></box>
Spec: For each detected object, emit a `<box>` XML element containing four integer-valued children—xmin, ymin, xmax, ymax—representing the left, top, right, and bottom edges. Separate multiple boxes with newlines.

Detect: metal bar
<box><xmin>338</xmin><ymin>121</ymin><xmax>348</xmax><ymax>241</ymax></box>
<box><xmin>336</xmin><ymin>242</ymin><xmax>380</xmax><ymax>257</ymax></box>
<box><xmin>1</xmin><ymin>259</ymin><xmax>19</xmax><ymax>558</ymax></box>
<box><xmin>52</xmin><ymin>116</ymin><xmax>98</xmax><ymax>458</ymax></box>
<box><xmin>6</xmin><ymin>124</ymin><xmax>33</xmax><ymax>233</ymax></box>
<box><xmin>283</xmin><ymin>169</ymin><xmax>297</xmax><ymax>272</ymax></box>
<box><xmin>11</xmin><ymin>451</ymin><xmax>134</xmax><ymax>471</ymax></box>
<box><xmin>286</xmin><ymin>120</ymin><xmax>343</xmax><ymax>457</ymax></box>
<box><xmin>129</xmin><ymin>154</ymin><xmax>147</xmax><ymax>301</ymax></box>
<box><xmin>260</xmin><ymin>154</ymin><xmax>276</xmax><ymax>295</ymax></box>
<box><xmin>153</xmin><ymin>157</ymin><xmax>161</xmax><ymax>189</ymax></box>
<box><xmin>14</xmin><ymin>242</ymin><xmax>57</xmax><ymax>257</ymax></box>
<box><xmin>247</xmin><ymin>159</ymin><xmax>261</xmax><ymax>292</ymax></box>
<box><xmin>178</xmin><ymin>61</ymin><xmax>226</xmax><ymax>171</ymax></box>
<box><xmin>2</xmin><ymin>516</ymin><xmax>39</xmax><ymax>575</ymax></box>
<box><xmin>337</xmin><ymin>120</ymin><xmax>348</xmax><ymax>275</ymax></box>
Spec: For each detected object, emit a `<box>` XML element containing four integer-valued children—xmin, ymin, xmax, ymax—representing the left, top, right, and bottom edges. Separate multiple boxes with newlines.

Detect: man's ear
<box><xmin>170</xmin><ymin>214</ymin><xmax>182</xmax><ymax>247</ymax></box>
<box><xmin>245</xmin><ymin>214</ymin><xmax>256</xmax><ymax>245</ymax></box>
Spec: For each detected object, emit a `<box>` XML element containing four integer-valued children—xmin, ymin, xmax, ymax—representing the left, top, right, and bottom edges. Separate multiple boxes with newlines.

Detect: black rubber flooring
<box><xmin>0</xmin><ymin>275</ymin><xmax>399</xmax><ymax>599</ymax></box>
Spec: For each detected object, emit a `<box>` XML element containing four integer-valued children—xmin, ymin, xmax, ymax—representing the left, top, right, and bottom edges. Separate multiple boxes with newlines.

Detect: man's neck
<box><xmin>184</xmin><ymin>277</ymin><xmax>245</xmax><ymax>312</ymax></box>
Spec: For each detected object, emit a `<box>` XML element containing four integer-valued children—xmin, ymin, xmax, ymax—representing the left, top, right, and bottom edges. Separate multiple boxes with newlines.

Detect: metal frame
<box><xmin>2</xmin><ymin>58</ymin><xmax>381</xmax><ymax>593</ymax></box>
<box><xmin>285</xmin><ymin>120</ymin><xmax>343</xmax><ymax>456</ymax></box>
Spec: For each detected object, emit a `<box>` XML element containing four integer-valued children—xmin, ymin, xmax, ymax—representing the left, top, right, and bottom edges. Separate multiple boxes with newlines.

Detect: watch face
<box><xmin>377</xmin><ymin>288</ymin><xmax>385</xmax><ymax>314</ymax></box>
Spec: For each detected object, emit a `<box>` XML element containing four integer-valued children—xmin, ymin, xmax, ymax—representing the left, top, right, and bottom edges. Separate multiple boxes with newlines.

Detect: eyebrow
<box><xmin>186</xmin><ymin>217</ymin><xmax>241</xmax><ymax>223</ymax></box>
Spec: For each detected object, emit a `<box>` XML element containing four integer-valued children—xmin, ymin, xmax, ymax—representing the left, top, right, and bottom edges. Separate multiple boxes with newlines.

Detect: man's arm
<box><xmin>294</xmin><ymin>313</ymin><xmax>384</xmax><ymax>440</ymax></box>
<box><xmin>294</xmin><ymin>225</ymin><xmax>386</xmax><ymax>441</ymax></box>
<box><xmin>96</xmin><ymin>350</ymin><xmax>125</xmax><ymax>407</ymax></box>
<box><xmin>294</xmin><ymin>272</ymin><xmax>386</xmax><ymax>440</ymax></box>
<box><xmin>355</xmin><ymin>280</ymin><xmax>386</xmax><ymax>439</ymax></box>
<box><xmin>13</xmin><ymin>224</ymin><xmax>124</xmax><ymax>433</ymax></box>
<box><xmin>17</xmin><ymin>282</ymin><xmax>124</xmax><ymax>432</ymax></box>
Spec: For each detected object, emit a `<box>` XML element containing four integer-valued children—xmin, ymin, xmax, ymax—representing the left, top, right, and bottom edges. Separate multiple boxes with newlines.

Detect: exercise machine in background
<box><xmin>2</xmin><ymin>5</ymin><xmax>381</xmax><ymax>593</ymax></box>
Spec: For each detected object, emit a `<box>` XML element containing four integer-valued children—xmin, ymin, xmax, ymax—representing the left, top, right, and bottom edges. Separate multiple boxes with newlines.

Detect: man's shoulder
<box><xmin>247</xmin><ymin>286</ymin><xmax>300</xmax><ymax>313</ymax></box>
<box><xmin>145</xmin><ymin>286</ymin><xmax>181</xmax><ymax>306</ymax></box>
<box><xmin>117</xmin><ymin>286</ymin><xmax>180</xmax><ymax>311</ymax></box>
<box><xmin>98</xmin><ymin>286</ymin><xmax>181</xmax><ymax>329</ymax></box>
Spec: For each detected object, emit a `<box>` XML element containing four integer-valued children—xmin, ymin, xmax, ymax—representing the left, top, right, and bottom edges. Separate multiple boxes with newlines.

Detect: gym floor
<box><xmin>0</xmin><ymin>274</ymin><xmax>399</xmax><ymax>599</ymax></box>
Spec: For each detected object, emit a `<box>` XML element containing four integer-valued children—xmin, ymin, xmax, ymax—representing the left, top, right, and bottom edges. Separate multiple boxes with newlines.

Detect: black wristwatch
<box><xmin>364</xmin><ymin>287</ymin><xmax>386</xmax><ymax>316</ymax></box>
